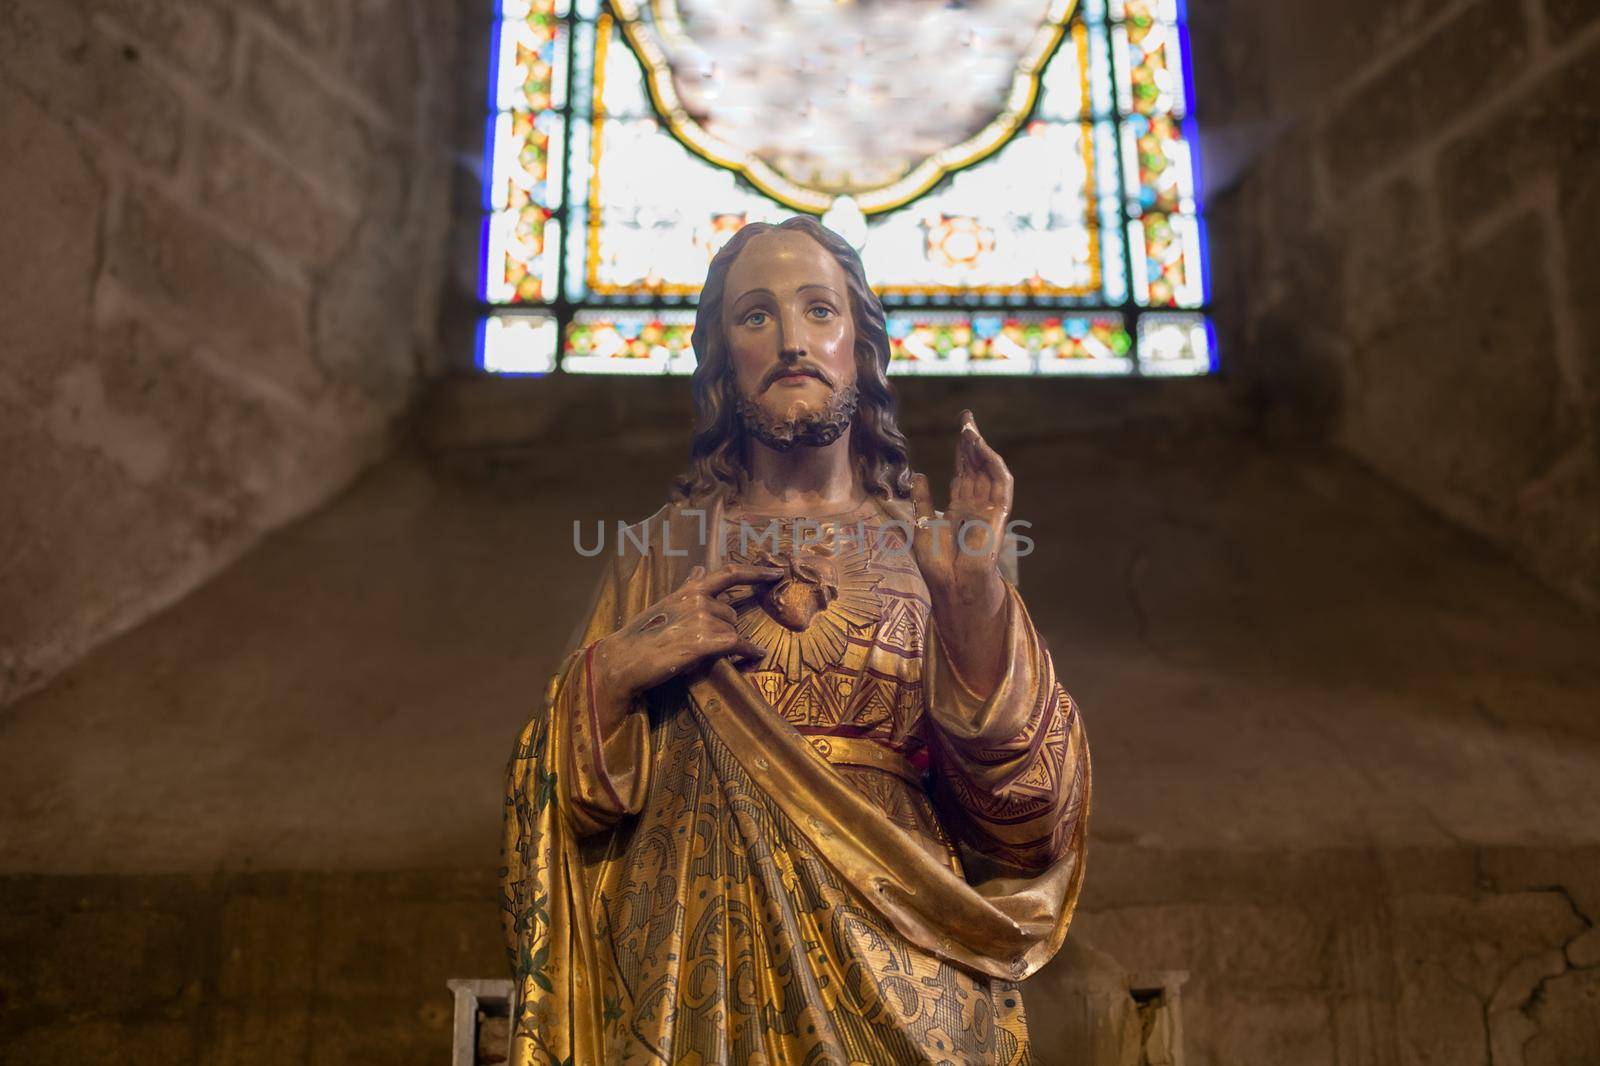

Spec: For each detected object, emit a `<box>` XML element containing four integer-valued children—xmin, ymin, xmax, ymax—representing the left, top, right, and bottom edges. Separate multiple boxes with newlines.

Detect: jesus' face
<box><xmin>720</xmin><ymin>230</ymin><xmax>859</xmax><ymax>451</ymax></box>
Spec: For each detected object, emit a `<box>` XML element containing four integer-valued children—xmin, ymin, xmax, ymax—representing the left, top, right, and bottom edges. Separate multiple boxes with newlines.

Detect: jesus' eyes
<box><xmin>739</xmin><ymin>304</ymin><xmax>836</xmax><ymax>328</ymax></box>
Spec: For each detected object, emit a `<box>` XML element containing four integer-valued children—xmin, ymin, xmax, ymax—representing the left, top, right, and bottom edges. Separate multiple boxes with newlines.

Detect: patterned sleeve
<box><xmin>921</xmin><ymin>582</ymin><xmax>1090</xmax><ymax>872</ymax></box>
<box><xmin>553</xmin><ymin>642</ymin><xmax>652</xmax><ymax>837</ymax></box>
<box><xmin>524</xmin><ymin>536</ymin><xmax>657</xmax><ymax>839</ymax></box>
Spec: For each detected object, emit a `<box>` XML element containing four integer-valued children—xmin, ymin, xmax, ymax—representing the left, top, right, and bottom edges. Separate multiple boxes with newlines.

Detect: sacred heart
<box><xmin>609</xmin><ymin>0</ymin><xmax>1078</xmax><ymax>214</ymax></box>
<box><xmin>754</xmin><ymin>548</ymin><xmax>840</xmax><ymax>632</ymax></box>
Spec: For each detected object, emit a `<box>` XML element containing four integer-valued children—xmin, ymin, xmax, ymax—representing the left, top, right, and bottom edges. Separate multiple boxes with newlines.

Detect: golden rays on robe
<box><xmin>501</xmin><ymin>494</ymin><xmax>1090</xmax><ymax>1064</ymax></box>
<box><xmin>725</xmin><ymin>519</ymin><xmax>884</xmax><ymax>682</ymax></box>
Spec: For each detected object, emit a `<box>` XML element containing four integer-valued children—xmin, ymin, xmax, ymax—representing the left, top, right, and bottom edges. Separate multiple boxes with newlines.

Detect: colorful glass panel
<box><xmin>563</xmin><ymin>310</ymin><xmax>698</xmax><ymax>375</ymax></box>
<box><xmin>888</xmin><ymin>312</ymin><xmax>1133</xmax><ymax>376</ymax></box>
<box><xmin>479</xmin><ymin>0</ymin><xmax>1211</xmax><ymax>376</ymax></box>
<box><xmin>483</xmin><ymin>0</ymin><xmax>567</xmax><ymax>306</ymax></box>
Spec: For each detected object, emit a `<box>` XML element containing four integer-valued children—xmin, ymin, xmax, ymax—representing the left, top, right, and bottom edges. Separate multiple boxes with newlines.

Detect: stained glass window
<box><xmin>479</xmin><ymin>0</ymin><xmax>1211</xmax><ymax>376</ymax></box>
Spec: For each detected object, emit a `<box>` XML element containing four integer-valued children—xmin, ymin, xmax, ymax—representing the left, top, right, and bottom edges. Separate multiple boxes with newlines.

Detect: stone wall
<box><xmin>1194</xmin><ymin>0</ymin><xmax>1600</xmax><ymax>609</ymax></box>
<box><xmin>4</xmin><ymin>847</ymin><xmax>1596</xmax><ymax>1063</ymax></box>
<box><xmin>1073</xmin><ymin>846</ymin><xmax>1600</xmax><ymax>1066</ymax></box>
<box><xmin>0</xmin><ymin>0</ymin><xmax>460</xmax><ymax>707</ymax></box>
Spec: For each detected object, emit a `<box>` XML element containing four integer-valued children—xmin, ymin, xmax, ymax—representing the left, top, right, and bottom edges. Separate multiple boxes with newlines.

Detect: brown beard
<box><xmin>736</xmin><ymin>382</ymin><xmax>860</xmax><ymax>452</ymax></box>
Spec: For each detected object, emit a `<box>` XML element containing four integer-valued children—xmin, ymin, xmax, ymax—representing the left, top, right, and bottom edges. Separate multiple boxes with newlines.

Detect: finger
<box><xmin>958</xmin><ymin>410</ymin><xmax>983</xmax><ymax>476</ymax></box>
<box><xmin>969</xmin><ymin>435</ymin><xmax>1012</xmax><ymax>509</ymax></box>
<box><xmin>683</xmin><ymin>565</ymin><xmax>706</xmax><ymax>586</ymax></box>
<box><xmin>967</xmin><ymin>422</ymin><xmax>1006</xmax><ymax>478</ymax></box>
<box><xmin>951</xmin><ymin>462</ymin><xmax>984</xmax><ymax>509</ymax></box>
<box><xmin>706</xmin><ymin>622</ymin><xmax>767</xmax><ymax>662</ymax></box>
<box><xmin>950</xmin><ymin>472</ymin><xmax>972</xmax><ymax>511</ymax></box>
<box><xmin>705</xmin><ymin>599</ymin><xmax>738</xmax><ymax>626</ymax></box>
<box><xmin>956</xmin><ymin>412</ymin><xmax>990</xmax><ymax>506</ymax></box>
<box><xmin>702</xmin><ymin>563</ymin><xmax>786</xmax><ymax>596</ymax></box>
<box><xmin>966</xmin><ymin>412</ymin><xmax>1008</xmax><ymax>500</ymax></box>
<box><xmin>910</xmin><ymin>473</ymin><xmax>941</xmax><ymax>560</ymax></box>
<box><xmin>911</xmin><ymin>472</ymin><xmax>934</xmax><ymax>522</ymax></box>
<box><xmin>731</xmin><ymin>638</ymin><xmax>768</xmax><ymax>662</ymax></box>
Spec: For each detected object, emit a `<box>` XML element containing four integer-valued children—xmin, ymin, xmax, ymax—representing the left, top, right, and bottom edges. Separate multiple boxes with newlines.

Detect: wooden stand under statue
<box><xmin>496</xmin><ymin>217</ymin><xmax>1110</xmax><ymax>1064</ymax></box>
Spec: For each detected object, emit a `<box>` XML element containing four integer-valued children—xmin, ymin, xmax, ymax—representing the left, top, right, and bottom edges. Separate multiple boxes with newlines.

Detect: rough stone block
<box><xmin>1072</xmin><ymin>904</ymin><xmax>1330</xmax><ymax>993</ymax></box>
<box><xmin>1324</xmin><ymin>0</ymin><xmax>1528</xmax><ymax>193</ymax></box>
<box><xmin>1502</xmin><ymin>418</ymin><xmax>1600</xmax><ymax>609</ymax></box>
<box><xmin>1439</xmin><ymin>42</ymin><xmax>1600</xmax><ymax>225</ymax></box>
<box><xmin>1340</xmin><ymin>214</ymin><xmax>1572</xmax><ymax>537</ymax></box>
<box><xmin>1395</xmin><ymin>981</ymin><xmax>1487</xmax><ymax>1066</ymax></box>
<box><xmin>85</xmin><ymin>317</ymin><xmax>326</xmax><ymax>532</ymax></box>
<box><xmin>1522</xmin><ymin>968</ymin><xmax>1600</xmax><ymax>1065</ymax></box>
<box><xmin>207</xmin><ymin>1003</ymin><xmax>315</xmax><ymax>1066</ymax></box>
<box><xmin>1257</xmin><ymin>130</ymin><xmax>1319</xmax><ymax>258</ymax></box>
<box><xmin>1557</xmin><ymin>158</ymin><xmax>1600</xmax><ymax>406</ymax></box>
<box><xmin>415</xmin><ymin>0</ymin><xmax>461</xmax><ymax>121</ymax></box>
<box><xmin>0</xmin><ymin>2</ymin><xmax>185</xmax><ymax>166</ymax></box>
<box><xmin>0</xmin><ymin>0</ymin><xmax>452</xmax><ymax>707</ymax></box>
<box><xmin>105</xmin><ymin>183</ymin><xmax>320</xmax><ymax>399</ymax></box>
<box><xmin>315</xmin><ymin>223</ymin><xmax>420</xmax><ymax>407</ymax></box>
<box><xmin>1340</xmin><ymin>177</ymin><xmax>1433</xmax><ymax>321</ymax></box>
<box><xmin>1</xmin><ymin>904</ymin><xmax>196</xmax><ymax>1016</ymax></box>
<box><xmin>0</xmin><ymin>0</ymin><xmax>89</xmax><ymax>105</ymax></box>
<box><xmin>305</xmin><ymin>995</ymin><xmax>455</xmax><ymax>1066</ymax></box>
<box><xmin>2</xmin><ymin>1018</ymin><xmax>201</xmax><ymax>1064</ymax></box>
<box><xmin>90</xmin><ymin>0</ymin><xmax>233</xmax><ymax>89</ymax></box>
<box><xmin>46</xmin><ymin>360</ymin><xmax>175</xmax><ymax>486</ymax></box>
<box><xmin>1369</xmin><ymin>847</ymin><xmax>1481</xmax><ymax>897</ymax></box>
<box><xmin>310</xmin><ymin>123</ymin><xmax>427</xmax><ymax>405</ymax></box>
<box><xmin>1569</xmin><ymin>927</ymin><xmax>1600</xmax><ymax>969</ymax></box>
<box><xmin>1</xmin><ymin>7</ymin><xmax>186</xmax><ymax>171</ymax></box>
<box><xmin>248</xmin><ymin>0</ymin><xmax>344</xmax><ymax>54</ymax></box>
<box><xmin>1185</xmin><ymin>0</ymin><xmax>1270</xmax><ymax>128</ymax></box>
<box><xmin>1321</xmin><ymin>67</ymin><xmax>1414</xmax><ymax>194</ymax></box>
<box><xmin>1545</xmin><ymin>0</ymin><xmax>1600</xmax><ymax>38</ymax></box>
<box><xmin>217</xmin><ymin>894</ymin><xmax>319</xmax><ymax>1000</ymax></box>
<box><xmin>344</xmin><ymin>0</ymin><xmax>421</xmax><ymax>125</ymax></box>
<box><xmin>79</xmin><ymin>26</ymin><xmax>185</xmax><ymax>169</ymax></box>
<box><xmin>1407</xmin><ymin>0</ymin><xmax>1528</xmax><ymax>138</ymax></box>
<box><xmin>195</xmin><ymin>120</ymin><xmax>360</xmax><ymax>270</ymax></box>
<box><xmin>1201</xmin><ymin>0</ymin><xmax>1444</xmax><ymax>126</ymax></box>
<box><xmin>312</xmin><ymin>895</ymin><xmax>502</xmax><ymax>1000</ymax></box>
<box><xmin>0</xmin><ymin>409</ymin><xmax>191</xmax><ymax>703</ymax></box>
<box><xmin>1183</xmin><ymin>992</ymin><xmax>1336</xmax><ymax>1066</ymax></box>
<box><xmin>0</xmin><ymin>83</ymin><xmax>100</xmax><ymax>400</ymax></box>
<box><xmin>1388</xmin><ymin>889</ymin><xmax>1588</xmax><ymax>1065</ymax></box>
<box><xmin>1391</xmin><ymin>891</ymin><xmax>1584</xmax><ymax>1004</ymax></box>
<box><xmin>1479</xmin><ymin>847</ymin><xmax>1600</xmax><ymax>929</ymax></box>
<box><xmin>239</xmin><ymin>34</ymin><xmax>374</xmax><ymax>199</ymax></box>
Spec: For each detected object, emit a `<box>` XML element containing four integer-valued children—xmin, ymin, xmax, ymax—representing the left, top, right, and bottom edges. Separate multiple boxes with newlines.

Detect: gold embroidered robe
<box><xmin>501</xmin><ymin>492</ymin><xmax>1090</xmax><ymax>1065</ymax></box>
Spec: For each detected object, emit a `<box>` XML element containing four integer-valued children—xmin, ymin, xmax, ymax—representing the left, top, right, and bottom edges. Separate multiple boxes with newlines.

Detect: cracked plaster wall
<box><xmin>1071</xmin><ymin>847</ymin><xmax>1600</xmax><ymax>1066</ymax></box>
<box><xmin>0</xmin><ymin>0</ymin><xmax>462</xmax><ymax>707</ymax></box>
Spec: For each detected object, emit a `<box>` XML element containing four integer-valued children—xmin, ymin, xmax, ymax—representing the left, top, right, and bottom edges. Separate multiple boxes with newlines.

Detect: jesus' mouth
<box><xmin>763</xmin><ymin>365</ymin><xmax>830</xmax><ymax>392</ymax></box>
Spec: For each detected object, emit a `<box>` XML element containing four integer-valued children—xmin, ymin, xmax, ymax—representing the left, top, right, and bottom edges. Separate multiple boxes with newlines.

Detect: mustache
<box><xmin>760</xmin><ymin>362</ymin><xmax>833</xmax><ymax>393</ymax></box>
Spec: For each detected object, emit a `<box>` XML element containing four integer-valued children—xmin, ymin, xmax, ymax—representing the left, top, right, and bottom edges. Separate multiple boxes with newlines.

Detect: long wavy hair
<box><xmin>672</xmin><ymin>216</ymin><xmax>914</xmax><ymax>505</ymax></box>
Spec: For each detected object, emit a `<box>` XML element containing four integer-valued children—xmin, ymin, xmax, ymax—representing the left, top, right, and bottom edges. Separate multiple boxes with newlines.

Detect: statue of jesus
<box><xmin>501</xmin><ymin>217</ymin><xmax>1090</xmax><ymax>1065</ymax></box>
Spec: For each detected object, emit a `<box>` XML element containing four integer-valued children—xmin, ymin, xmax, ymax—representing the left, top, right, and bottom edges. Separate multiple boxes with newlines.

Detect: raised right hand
<box><xmin>590</xmin><ymin>563</ymin><xmax>782</xmax><ymax>716</ymax></box>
